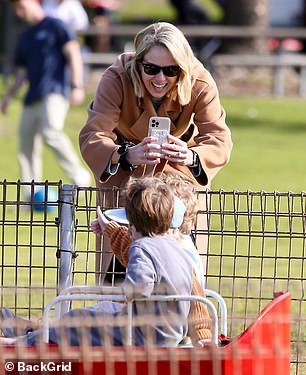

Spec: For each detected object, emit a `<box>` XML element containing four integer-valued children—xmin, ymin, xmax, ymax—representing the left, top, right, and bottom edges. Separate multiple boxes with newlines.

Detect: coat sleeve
<box><xmin>79</xmin><ymin>65</ymin><xmax>124</xmax><ymax>181</ymax></box>
<box><xmin>189</xmin><ymin>67</ymin><xmax>233</xmax><ymax>186</ymax></box>
<box><xmin>104</xmin><ymin>221</ymin><xmax>131</xmax><ymax>267</ymax></box>
<box><xmin>188</xmin><ymin>270</ymin><xmax>212</xmax><ymax>343</ymax></box>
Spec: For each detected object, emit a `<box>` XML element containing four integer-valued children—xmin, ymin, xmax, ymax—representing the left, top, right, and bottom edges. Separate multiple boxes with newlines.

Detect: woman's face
<box><xmin>140</xmin><ymin>45</ymin><xmax>179</xmax><ymax>100</ymax></box>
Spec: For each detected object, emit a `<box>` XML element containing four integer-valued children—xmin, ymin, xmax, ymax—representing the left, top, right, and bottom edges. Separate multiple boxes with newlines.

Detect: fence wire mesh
<box><xmin>0</xmin><ymin>181</ymin><xmax>305</xmax><ymax>374</ymax></box>
<box><xmin>0</xmin><ymin>181</ymin><xmax>61</xmax><ymax>319</ymax></box>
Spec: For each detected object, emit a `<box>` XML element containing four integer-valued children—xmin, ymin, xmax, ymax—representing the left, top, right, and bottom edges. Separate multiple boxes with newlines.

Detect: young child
<box><xmin>0</xmin><ymin>176</ymin><xmax>193</xmax><ymax>347</ymax></box>
<box><xmin>91</xmin><ymin>173</ymin><xmax>212</xmax><ymax>346</ymax></box>
<box><xmin>158</xmin><ymin>173</ymin><xmax>206</xmax><ymax>289</ymax></box>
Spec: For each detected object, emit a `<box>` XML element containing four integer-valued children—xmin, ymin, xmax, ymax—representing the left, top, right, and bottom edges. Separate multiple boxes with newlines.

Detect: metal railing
<box><xmin>0</xmin><ymin>181</ymin><xmax>305</xmax><ymax>374</ymax></box>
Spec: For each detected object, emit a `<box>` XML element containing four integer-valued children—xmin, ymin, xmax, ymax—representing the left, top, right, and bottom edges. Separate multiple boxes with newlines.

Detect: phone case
<box><xmin>148</xmin><ymin>116</ymin><xmax>171</xmax><ymax>145</ymax></box>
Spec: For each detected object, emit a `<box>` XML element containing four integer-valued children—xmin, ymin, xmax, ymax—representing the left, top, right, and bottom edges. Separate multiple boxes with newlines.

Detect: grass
<box><xmin>1</xmin><ymin>81</ymin><xmax>306</xmax><ymax>193</ymax></box>
<box><xmin>0</xmin><ymin>79</ymin><xmax>304</xmax><ymax>375</ymax></box>
<box><xmin>1</xmin><ymin>84</ymin><xmax>305</xmax><ymax>296</ymax></box>
<box><xmin>1</xmin><ymin>78</ymin><xmax>306</xmax><ymax>291</ymax></box>
<box><xmin>0</xmin><ymin>83</ymin><xmax>90</xmax><ymax>186</ymax></box>
<box><xmin>212</xmin><ymin>96</ymin><xmax>306</xmax><ymax>192</ymax></box>
<box><xmin>1</xmin><ymin>7</ymin><xmax>304</xmax><ymax>370</ymax></box>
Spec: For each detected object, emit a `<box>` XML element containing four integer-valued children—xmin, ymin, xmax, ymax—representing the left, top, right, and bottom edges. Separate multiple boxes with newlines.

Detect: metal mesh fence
<box><xmin>196</xmin><ymin>190</ymin><xmax>306</xmax><ymax>375</ymax></box>
<box><xmin>0</xmin><ymin>181</ymin><xmax>305</xmax><ymax>374</ymax></box>
<box><xmin>0</xmin><ymin>181</ymin><xmax>61</xmax><ymax>318</ymax></box>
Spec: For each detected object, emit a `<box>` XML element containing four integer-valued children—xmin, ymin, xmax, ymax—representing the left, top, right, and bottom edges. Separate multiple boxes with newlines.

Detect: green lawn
<box><xmin>213</xmin><ymin>96</ymin><xmax>306</xmax><ymax>192</ymax></box>
<box><xmin>0</xmin><ymin>7</ymin><xmax>304</xmax><ymax>370</ymax></box>
<box><xmin>1</xmin><ymin>82</ymin><xmax>306</xmax><ymax>193</ymax></box>
<box><xmin>0</xmin><ymin>83</ymin><xmax>304</xmax><ymax>373</ymax></box>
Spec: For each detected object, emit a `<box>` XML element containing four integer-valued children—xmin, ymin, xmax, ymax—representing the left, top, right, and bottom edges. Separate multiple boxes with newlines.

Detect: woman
<box><xmin>79</xmin><ymin>22</ymin><xmax>233</xmax><ymax>282</ymax></box>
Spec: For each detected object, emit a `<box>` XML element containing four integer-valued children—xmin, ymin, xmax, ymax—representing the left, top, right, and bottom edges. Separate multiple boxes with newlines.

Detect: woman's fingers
<box><xmin>166</xmin><ymin>134</ymin><xmax>186</xmax><ymax>146</ymax></box>
<box><xmin>160</xmin><ymin>134</ymin><xmax>193</xmax><ymax>165</ymax></box>
<box><xmin>126</xmin><ymin>135</ymin><xmax>193</xmax><ymax>166</ymax></box>
<box><xmin>127</xmin><ymin>137</ymin><xmax>162</xmax><ymax>165</ymax></box>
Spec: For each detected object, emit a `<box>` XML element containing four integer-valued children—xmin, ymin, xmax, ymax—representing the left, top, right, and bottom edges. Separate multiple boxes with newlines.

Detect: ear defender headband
<box><xmin>170</xmin><ymin>196</ymin><xmax>186</xmax><ymax>228</ymax></box>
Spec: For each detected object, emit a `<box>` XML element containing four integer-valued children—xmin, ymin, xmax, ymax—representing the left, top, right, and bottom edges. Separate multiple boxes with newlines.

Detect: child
<box><xmin>158</xmin><ymin>173</ymin><xmax>206</xmax><ymax>289</ymax></box>
<box><xmin>0</xmin><ymin>176</ymin><xmax>193</xmax><ymax>347</ymax></box>
<box><xmin>91</xmin><ymin>173</ymin><xmax>212</xmax><ymax>346</ymax></box>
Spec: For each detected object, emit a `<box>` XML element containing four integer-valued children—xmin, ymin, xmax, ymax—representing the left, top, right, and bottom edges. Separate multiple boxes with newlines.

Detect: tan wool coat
<box><xmin>79</xmin><ymin>52</ymin><xmax>233</xmax><ymax>190</ymax></box>
<box><xmin>79</xmin><ymin>52</ymin><xmax>233</xmax><ymax>281</ymax></box>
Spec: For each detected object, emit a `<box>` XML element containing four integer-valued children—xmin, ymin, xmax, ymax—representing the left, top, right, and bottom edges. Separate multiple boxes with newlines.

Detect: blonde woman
<box><xmin>79</xmin><ymin>21</ymin><xmax>233</xmax><ymax>282</ymax></box>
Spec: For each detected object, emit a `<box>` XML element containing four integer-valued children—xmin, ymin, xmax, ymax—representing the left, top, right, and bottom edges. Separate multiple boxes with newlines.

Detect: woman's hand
<box><xmin>161</xmin><ymin>134</ymin><xmax>194</xmax><ymax>166</ymax></box>
<box><xmin>126</xmin><ymin>136</ymin><xmax>163</xmax><ymax>165</ymax></box>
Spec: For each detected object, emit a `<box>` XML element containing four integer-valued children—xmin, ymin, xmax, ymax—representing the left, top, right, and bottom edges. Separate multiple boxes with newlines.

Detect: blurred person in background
<box><xmin>41</xmin><ymin>0</ymin><xmax>90</xmax><ymax>79</ymax></box>
<box><xmin>84</xmin><ymin>0</ymin><xmax>120</xmax><ymax>52</ymax></box>
<box><xmin>41</xmin><ymin>0</ymin><xmax>89</xmax><ymax>32</ymax></box>
<box><xmin>1</xmin><ymin>0</ymin><xmax>91</xmax><ymax>200</ymax></box>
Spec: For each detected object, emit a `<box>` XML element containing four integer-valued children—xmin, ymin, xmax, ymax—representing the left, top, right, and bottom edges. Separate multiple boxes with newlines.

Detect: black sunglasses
<box><xmin>142</xmin><ymin>63</ymin><xmax>181</xmax><ymax>77</ymax></box>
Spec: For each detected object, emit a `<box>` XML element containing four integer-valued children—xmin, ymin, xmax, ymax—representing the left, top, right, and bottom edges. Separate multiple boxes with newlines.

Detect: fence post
<box><xmin>272</xmin><ymin>65</ymin><xmax>283</xmax><ymax>97</ymax></box>
<box><xmin>57</xmin><ymin>184</ymin><xmax>76</xmax><ymax>317</ymax></box>
<box><xmin>299</xmin><ymin>66</ymin><xmax>306</xmax><ymax>97</ymax></box>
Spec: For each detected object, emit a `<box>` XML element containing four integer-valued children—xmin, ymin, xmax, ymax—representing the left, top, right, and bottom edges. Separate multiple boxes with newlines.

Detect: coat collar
<box><xmin>138</xmin><ymin>94</ymin><xmax>182</xmax><ymax>114</ymax></box>
<box><xmin>130</xmin><ymin>95</ymin><xmax>182</xmax><ymax>140</ymax></box>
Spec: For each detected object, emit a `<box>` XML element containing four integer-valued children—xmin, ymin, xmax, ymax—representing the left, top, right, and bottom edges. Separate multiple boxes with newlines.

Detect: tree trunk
<box><xmin>221</xmin><ymin>0</ymin><xmax>269</xmax><ymax>53</ymax></box>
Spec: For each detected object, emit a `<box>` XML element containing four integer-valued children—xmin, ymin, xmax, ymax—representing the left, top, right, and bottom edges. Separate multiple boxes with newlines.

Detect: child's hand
<box><xmin>91</xmin><ymin>218</ymin><xmax>102</xmax><ymax>236</ymax></box>
<box><xmin>90</xmin><ymin>206</ymin><xmax>110</xmax><ymax>236</ymax></box>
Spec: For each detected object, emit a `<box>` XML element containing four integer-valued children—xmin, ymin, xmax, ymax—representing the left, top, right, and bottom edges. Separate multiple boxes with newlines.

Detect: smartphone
<box><xmin>148</xmin><ymin>116</ymin><xmax>171</xmax><ymax>145</ymax></box>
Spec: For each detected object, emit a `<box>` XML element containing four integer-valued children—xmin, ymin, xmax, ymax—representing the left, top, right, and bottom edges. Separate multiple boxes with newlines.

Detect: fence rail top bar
<box><xmin>79</xmin><ymin>25</ymin><xmax>306</xmax><ymax>39</ymax></box>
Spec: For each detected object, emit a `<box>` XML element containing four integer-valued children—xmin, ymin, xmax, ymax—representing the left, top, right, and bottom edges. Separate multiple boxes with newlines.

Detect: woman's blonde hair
<box><xmin>126</xmin><ymin>22</ymin><xmax>195</xmax><ymax>106</ymax></box>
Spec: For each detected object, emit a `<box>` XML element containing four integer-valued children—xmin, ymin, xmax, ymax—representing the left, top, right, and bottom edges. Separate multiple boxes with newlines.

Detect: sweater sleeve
<box><xmin>104</xmin><ymin>221</ymin><xmax>131</xmax><ymax>267</ymax></box>
<box><xmin>188</xmin><ymin>270</ymin><xmax>212</xmax><ymax>343</ymax></box>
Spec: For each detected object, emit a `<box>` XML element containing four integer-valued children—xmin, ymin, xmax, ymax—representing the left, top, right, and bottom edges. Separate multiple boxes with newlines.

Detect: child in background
<box><xmin>158</xmin><ymin>173</ymin><xmax>206</xmax><ymax>289</ymax></box>
<box><xmin>0</xmin><ymin>176</ymin><xmax>193</xmax><ymax>347</ymax></box>
<box><xmin>91</xmin><ymin>173</ymin><xmax>212</xmax><ymax>346</ymax></box>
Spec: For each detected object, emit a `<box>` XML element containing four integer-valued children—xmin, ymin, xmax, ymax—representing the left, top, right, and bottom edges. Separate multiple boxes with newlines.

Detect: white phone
<box><xmin>148</xmin><ymin>116</ymin><xmax>171</xmax><ymax>145</ymax></box>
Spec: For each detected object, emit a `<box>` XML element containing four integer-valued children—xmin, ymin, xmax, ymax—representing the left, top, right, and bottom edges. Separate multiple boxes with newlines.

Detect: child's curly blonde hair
<box><xmin>157</xmin><ymin>173</ymin><xmax>198</xmax><ymax>234</ymax></box>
